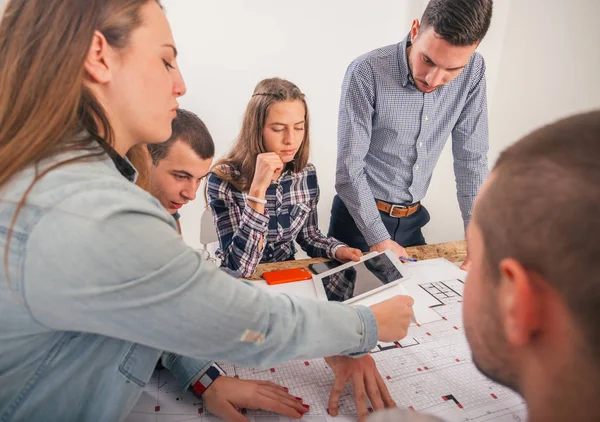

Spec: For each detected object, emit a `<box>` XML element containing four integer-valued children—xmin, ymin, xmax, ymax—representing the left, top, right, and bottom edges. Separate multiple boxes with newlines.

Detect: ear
<box><xmin>497</xmin><ymin>258</ymin><xmax>543</xmax><ymax>347</ymax></box>
<box><xmin>83</xmin><ymin>30</ymin><xmax>113</xmax><ymax>84</ymax></box>
<box><xmin>410</xmin><ymin>19</ymin><xmax>420</xmax><ymax>43</ymax></box>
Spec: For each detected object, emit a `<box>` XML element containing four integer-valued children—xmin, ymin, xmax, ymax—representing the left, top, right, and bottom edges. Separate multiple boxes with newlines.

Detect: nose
<box><xmin>425</xmin><ymin>67</ymin><xmax>445</xmax><ymax>88</ymax></box>
<box><xmin>173</xmin><ymin>67</ymin><xmax>187</xmax><ymax>97</ymax></box>
<box><xmin>181</xmin><ymin>181</ymin><xmax>197</xmax><ymax>201</ymax></box>
<box><xmin>283</xmin><ymin>128</ymin><xmax>295</xmax><ymax>145</ymax></box>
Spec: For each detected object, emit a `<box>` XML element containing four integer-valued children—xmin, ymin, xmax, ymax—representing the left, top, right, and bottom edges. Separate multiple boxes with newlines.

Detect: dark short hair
<box><xmin>476</xmin><ymin>110</ymin><xmax>600</xmax><ymax>362</ymax></box>
<box><xmin>421</xmin><ymin>0</ymin><xmax>493</xmax><ymax>46</ymax></box>
<box><xmin>148</xmin><ymin>108</ymin><xmax>215</xmax><ymax>165</ymax></box>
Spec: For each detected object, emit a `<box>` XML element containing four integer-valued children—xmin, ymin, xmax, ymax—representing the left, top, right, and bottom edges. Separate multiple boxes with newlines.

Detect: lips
<box><xmin>170</xmin><ymin>202</ymin><xmax>183</xmax><ymax>210</ymax></box>
<box><xmin>281</xmin><ymin>150</ymin><xmax>296</xmax><ymax>155</ymax></box>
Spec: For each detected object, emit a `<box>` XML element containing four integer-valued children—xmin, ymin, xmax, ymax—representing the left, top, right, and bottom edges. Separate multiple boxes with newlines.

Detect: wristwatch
<box><xmin>191</xmin><ymin>365</ymin><xmax>222</xmax><ymax>397</ymax></box>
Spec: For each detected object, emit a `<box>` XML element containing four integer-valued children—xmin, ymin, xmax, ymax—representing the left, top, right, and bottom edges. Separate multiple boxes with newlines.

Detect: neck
<box><xmin>114</xmin><ymin>134</ymin><xmax>135</xmax><ymax>157</ymax></box>
<box><xmin>519</xmin><ymin>325</ymin><xmax>600</xmax><ymax>421</ymax></box>
<box><xmin>524</xmin><ymin>368</ymin><xmax>600</xmax><ymax>422</ymax></box>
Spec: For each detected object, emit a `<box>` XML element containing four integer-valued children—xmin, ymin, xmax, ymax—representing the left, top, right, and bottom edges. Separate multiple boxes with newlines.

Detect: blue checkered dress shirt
<box><xmin>336</xmin><ymin>33</ymin><xmax>489</xmax><ymax>246</ymax></box>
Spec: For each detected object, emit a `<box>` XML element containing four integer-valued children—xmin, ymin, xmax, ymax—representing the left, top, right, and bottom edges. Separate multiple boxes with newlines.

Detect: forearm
<box><xmin>161</xmin><ymin>352</ymin><xmax>214</xmax><ymax>390</ymax></box>
<box><xmin>217</xmin><ymin>205</ymin><xmax>269</xmax><ymax>278</ymax></box>
<box><xmin>336</xmin><ymin>180</ymin><xmax>390</xmax><ymax>246</ymax></box>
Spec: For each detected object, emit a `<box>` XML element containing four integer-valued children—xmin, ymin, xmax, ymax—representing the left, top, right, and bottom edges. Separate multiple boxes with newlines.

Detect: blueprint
<box><xmin>126</xmin><ymin>259</ymin><xmax>527</xmax><ymax>422</ymax></box>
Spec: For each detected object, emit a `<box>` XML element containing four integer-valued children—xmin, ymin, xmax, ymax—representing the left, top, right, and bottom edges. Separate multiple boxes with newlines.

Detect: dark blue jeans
<box><xmin>327</xmin><ymin>195</ymin><xmax>430</xmax><ymax>252</ymax></box>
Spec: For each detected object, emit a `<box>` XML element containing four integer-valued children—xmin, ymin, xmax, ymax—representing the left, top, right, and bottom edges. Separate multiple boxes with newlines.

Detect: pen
<box><xmin>399</xmin><ymin>256</ymin><xmax>418</xmax><ymax>263</ymax></box>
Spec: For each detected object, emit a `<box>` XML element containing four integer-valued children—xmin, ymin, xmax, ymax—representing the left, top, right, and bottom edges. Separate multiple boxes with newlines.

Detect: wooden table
<box><xmin>247</xmin><ymin>240</ymin><xmax>467</xmax><ymax>281</ymax></box>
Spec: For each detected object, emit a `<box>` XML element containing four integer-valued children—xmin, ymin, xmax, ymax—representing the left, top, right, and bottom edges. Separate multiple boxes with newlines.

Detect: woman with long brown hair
<box><xmin>0</xmin><ymin>1</ymin><xmax>414</xmax><ymax>421</ymax></box>
<box><xmin>209</xmin><ymin>78</ymin><xmax>363</xmax><ymax>278</ymax></box>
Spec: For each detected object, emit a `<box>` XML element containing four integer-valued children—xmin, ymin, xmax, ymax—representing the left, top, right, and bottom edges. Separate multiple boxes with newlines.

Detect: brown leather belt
<box><xmin>376</xmin><ymin>200</ymin><xmax>420</xmax><ymax>218</ymax></box>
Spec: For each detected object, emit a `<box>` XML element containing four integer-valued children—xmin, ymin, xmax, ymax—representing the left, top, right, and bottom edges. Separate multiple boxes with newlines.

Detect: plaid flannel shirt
<box><xmin>208</xmin><ymin>163</ymin><xmax>346</xmax><ymax>278</ymax></box>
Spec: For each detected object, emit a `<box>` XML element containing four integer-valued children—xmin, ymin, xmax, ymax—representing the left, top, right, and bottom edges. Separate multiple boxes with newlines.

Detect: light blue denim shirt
<box><xmin>0</xmin><ymin>148</ymin><xmax>378</xmax><ymax>422</ymax></box>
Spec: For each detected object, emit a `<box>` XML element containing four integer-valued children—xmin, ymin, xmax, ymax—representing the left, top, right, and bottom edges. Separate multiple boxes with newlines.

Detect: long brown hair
<box><xmin>0</xmin><ymin>0</ymin><xmax>158</xmax><ymax>281</ymax></box>
<box><xmin>212</xmin><ymin>78</ymin><xmax>310</xmax><ymax>192</ymax></box>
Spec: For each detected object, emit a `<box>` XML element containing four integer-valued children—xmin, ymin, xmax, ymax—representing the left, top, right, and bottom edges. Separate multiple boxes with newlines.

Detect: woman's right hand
<box><xmin>249</xmin><ymin>153</ymin><xmax>284</xmax><ymax>197</ymax></box>
<box><xmin>369</xmin><ymin>295</ymin><xmax>415</xmax><ymax>342</ymax></box>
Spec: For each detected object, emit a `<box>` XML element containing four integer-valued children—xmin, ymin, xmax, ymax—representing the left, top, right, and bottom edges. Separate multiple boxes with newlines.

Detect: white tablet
<box><xmin>316</xmin><ymin>250</ymin><xmax>408</xmax><ymax>304</ymax></box>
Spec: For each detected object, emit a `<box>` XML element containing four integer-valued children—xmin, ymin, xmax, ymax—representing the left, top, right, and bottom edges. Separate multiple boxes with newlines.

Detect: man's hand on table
<box><xmin>369</xmin><ymin>239</ymin><xmax>407</xmax><ymax>259</ymax></box>
<box><xmin>460</xmin><ymin>246</ymin><xmax>471</xmax><ymax>270</ymax></box>
<box><xmin>202</xmin><ymin>376</ymin><xmax>308</xmax><ymax>422</ymax></box>
<box><xmin>460</xmin><ymin>256</ymin><xmax>470</xmax><ymax>271</ymax></box>
<box><xmin>325</xmin><ymin>355</ymin><xmax>396</xmax><ymax>422</ymax></box>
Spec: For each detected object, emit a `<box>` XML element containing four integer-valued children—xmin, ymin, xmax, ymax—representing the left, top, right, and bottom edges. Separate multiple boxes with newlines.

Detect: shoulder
<box><xmin>207</xmin><ymin>168</ymin><xmax>245</xmax><ymax>205</ymax></box>
<box><xmin>208</xmin><ymin>166</ymin><xmax>241</xmax><ymax>191</ymax></box>
<box><xmin>10</xmin><ymin>158</ymin><xmax>175</xmax><ymax>236</ymax></box>
<box><xmin>463</xmin><ymin>52</ymin><xmax>486</xmax><ymax>84</ymax></box>
<box><xmin>292</xmin><ymin>162</ymin><xmax>317</xmax><ymax>181</ymax></box>
<box><xmin>5</xmin><ymin>155</ymin><xmax>162</xmax><ymax>213</ymax></box>
<box><xmin>288</xmin><ymin>163</ymin><xmax>319</xmax><ymax>199</ymax></box>
<box><xmin>347</xmin><ymin>43</ymin><xmax>400</xmax><ymax>77</ymax></box>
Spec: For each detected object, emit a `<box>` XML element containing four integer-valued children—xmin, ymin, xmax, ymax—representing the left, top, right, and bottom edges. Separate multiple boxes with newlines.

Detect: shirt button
<box><xmin>425</xmin><ymin>116</ymin><xmax>429</xmax><ymax>121</ymax></box>
<box><xmin>415</xmin><ymin>164</ymin><xmax>420</xmax><ymax>170</ymax></box>
<box><xmin>419</xmin><ymin>142</ymin><xmax>423</xmax><ymax>147</ymax></box>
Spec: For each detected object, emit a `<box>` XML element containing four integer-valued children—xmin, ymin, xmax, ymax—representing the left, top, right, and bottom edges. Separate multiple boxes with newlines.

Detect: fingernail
<box><xmin>297</xmin><ymin>411</ymin><xmax>304</xmax><ymax>416</ymax></box>
<box><xmin>302</xmin><ymin>404</ymin><xmax>310</xmax><ymax>409</ymax></box>
<box><xmin>283</xmin><ymin>387</ymin><xmax>289</xmax><ymax>392</ymax></box>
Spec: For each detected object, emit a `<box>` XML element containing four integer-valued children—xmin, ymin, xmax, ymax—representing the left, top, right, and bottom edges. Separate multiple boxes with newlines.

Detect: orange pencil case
<box><xmin>262</xmin><ymin>267</ymin><xmax>313</xmax><ymax>285</ymax></box>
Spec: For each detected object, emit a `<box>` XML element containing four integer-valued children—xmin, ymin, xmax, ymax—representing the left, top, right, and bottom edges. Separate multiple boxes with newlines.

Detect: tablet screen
<box><xmin>321</xmin><ymin>253</ymin><xmax>404</xmax><ymax>302</ymax></box>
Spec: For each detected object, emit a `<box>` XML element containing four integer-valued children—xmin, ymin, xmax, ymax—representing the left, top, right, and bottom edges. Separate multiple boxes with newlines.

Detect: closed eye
<box><xmin>163</xmin><ymin>59</ymin><xmax>175</xmax><ymax>70</ymax></box>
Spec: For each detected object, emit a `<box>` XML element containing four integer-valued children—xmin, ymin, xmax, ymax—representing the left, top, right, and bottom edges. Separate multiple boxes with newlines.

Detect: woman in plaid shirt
<box><xmin>208</xmin><ymin>78</ymin><xmax>362</xmax><ymax>278</ymax></box>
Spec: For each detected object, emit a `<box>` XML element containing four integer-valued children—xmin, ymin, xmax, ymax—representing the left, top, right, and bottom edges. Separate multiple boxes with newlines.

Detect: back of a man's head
<box><xmin>476</xmin><ymin>110</ymin><xmax>600</xmax><ymax>362</ymax></box>
<box><xmin>148</xmin><ymin>108</ymin><xmax>215</xmax><ymax>164</ymax></box>
<box><xmin>421</xmin><ymin>0</ymin><xmax>493</xmax><ymax>46</ymax></box>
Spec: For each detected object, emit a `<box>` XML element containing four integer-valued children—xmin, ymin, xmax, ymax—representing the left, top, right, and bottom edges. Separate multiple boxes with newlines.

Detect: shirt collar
<box><xmin>97</xmin><ymin>138</ymin><xmax>137</xmax><ymax>182</ymax></box>
<box><xmin>398</xmin><ymin>32</ymin><xmax>414</xmax><ymax>88</ymax></box>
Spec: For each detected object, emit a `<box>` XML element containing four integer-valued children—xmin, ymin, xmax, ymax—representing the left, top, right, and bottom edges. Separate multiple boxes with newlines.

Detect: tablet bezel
<box><xmin>312</xmin><ymin>250</ymin><xmax>410</xmax><ymax>305</ymax></box>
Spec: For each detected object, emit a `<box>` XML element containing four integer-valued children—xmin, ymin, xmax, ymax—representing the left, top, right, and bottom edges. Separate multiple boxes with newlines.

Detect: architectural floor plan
<box><xmin>126</xmin><ymin>259</ymin><xmax>527</xmax><ymax>422</ymax></box>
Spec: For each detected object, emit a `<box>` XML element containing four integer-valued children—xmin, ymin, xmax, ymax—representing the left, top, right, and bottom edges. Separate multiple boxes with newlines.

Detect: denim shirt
<box><xmin>0</xmin><ymin>150</ymin><xmax>378</xmax><ymax>422</ymax></box>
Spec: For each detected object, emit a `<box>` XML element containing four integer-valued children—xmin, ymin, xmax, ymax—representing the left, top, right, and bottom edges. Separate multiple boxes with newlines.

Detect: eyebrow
<box><xmin>172</xmin><ymin>170</ymin><xmax>193</xmax><ymax>178</ymax></box>
<box><xmin>270</xmin><ymin>121</ymin><xmax>305</xmax><ymax>126</ymax></box>
<box><xmin>173</xmin><ymin>169</ymin><xmax>206</xmax><ymax>181</ymax></box>
<box><xmin>162</xmin><ymin>43</ymin><xmax>178</xmax><ymax>58</ymax></box>
<box><xmin>423</xmin><ymin>54</ymin><xmax>465</xmax><ymax>71</ymax></box>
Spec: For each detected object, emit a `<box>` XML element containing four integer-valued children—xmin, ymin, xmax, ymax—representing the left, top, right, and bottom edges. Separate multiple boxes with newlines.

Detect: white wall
<box><xmin>164</xmin><ymin>0</ymin><xmax>600</xmax><ymax>250</ymax></box>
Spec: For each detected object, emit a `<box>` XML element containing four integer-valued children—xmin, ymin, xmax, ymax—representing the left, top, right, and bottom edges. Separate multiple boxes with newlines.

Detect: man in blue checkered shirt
<box><xmin>329</xmin><ymin>0</ymin><xmax>493</xmax><ymax>270</ymax></box>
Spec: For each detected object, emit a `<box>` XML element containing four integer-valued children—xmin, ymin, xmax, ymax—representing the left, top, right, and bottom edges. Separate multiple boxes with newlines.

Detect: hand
<box><xmin>460</xmin><ymin>255</ymin><xmax>470</xmax><ymax>271</ymax></box>
<box><xmin>325</xmin><ymin>355</ymin><xmax>396</xmax><ymax>422</ymax></box>
<box><xmin>369</xmin><ymin>295</ymin><xmax>414</xmax><ymax>342</ymax></box>
<box><xmin>369</xmin><ymin>239</ymin><xmax>407</xmax><ymax>259</ymax></box>
<box><xmin>202</xmin><ymin>376</ymin><xmax>309</xmax><ymax>422</ymax></box>
<box><xmin>249</xmin><ymin>153</ymin><xmax>284</xmax><ymax>196</ymax></box>
<box><xmin>335</xmin><ymin>247</ymin><xmax>362</xmax><ymax>263</ymax></box>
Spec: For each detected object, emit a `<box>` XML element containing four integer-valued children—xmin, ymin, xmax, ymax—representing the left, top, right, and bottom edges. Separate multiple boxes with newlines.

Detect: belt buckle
<box><xmin>388</xmin><ymin>204</ymin><xmax>406</xmax><ymax>217</ymax></box>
